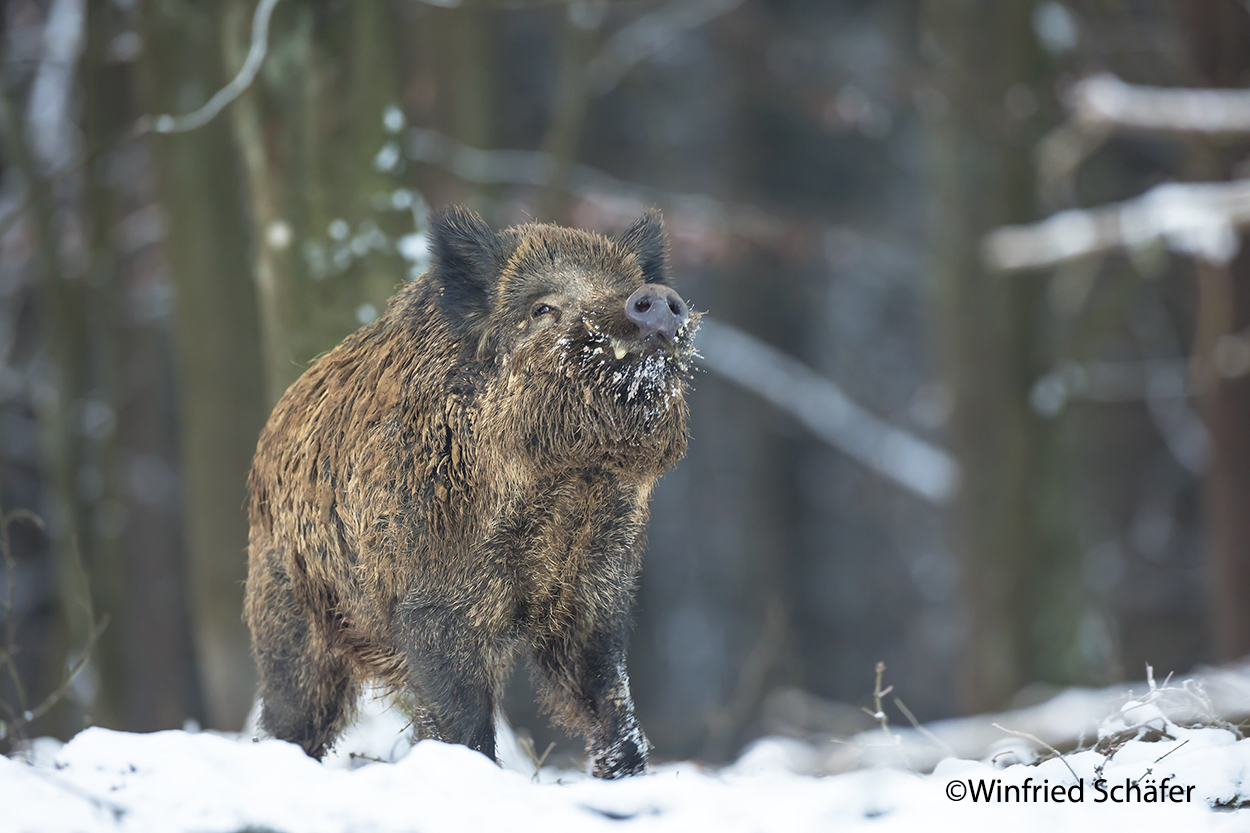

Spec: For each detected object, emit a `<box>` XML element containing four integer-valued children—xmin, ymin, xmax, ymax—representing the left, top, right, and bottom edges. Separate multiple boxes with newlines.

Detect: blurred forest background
<box><xmin>3</xmin><ymin>0</ymin><xmax>1250</xmax><ymax>765</ymax></box>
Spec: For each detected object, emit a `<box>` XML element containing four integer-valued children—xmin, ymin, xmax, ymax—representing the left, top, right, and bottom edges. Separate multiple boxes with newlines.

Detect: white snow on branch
<box><xmin>695</xmin><ymin>317</ymin><xmax>960</xmax><ymax>505</ymax></box>
<box><xmin>142</xmin><ymin>0</ymin><xmax>283</xmax><ymax>135</ymax></box>
<box><xmin>983</xmin><ymin>179</ymin><xmax>1250</xmax><ymax>271</ymax></box>
<box><xmin>1071</xmin><ymin>73</ymin><xmax>1250</xmax><ymax>136</ymax></box>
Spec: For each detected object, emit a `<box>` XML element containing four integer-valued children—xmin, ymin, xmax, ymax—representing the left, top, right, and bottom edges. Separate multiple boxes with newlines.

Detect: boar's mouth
<box><xmin>591</xmin><ymin>309</ymin><xmax>700</xmax><ymax>364</ymax></box>
<box><xmin>607</xmin><ymin>318</ymin><xmax>698</xmax><ymax>361</ymax></box>
<box><xmin>544</xmin><ymin>310</ymin><xmax>701</xmax><ymax>405</ymax></box>
<box><xmin>581</xmin><ymin>311</ymin><xmax>701</xmax><ymax>403</ymax></box>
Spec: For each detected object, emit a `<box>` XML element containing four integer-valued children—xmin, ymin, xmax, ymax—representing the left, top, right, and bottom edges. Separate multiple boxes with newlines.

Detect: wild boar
<box><xmin>244</xmin><ymin>206</ymin><xmax>697</xmax><ymax>778</ymax></box>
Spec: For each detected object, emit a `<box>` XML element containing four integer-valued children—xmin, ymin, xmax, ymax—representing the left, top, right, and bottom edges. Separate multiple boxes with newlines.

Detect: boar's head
<box><xmin>428</xmin><ymin>206</ymin><xmax>698</xmax><ymax>472</ymax></box>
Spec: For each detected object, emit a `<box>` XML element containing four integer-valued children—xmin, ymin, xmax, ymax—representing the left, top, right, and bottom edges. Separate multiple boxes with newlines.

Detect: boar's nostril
<box><xmin>625</xmin><ymin>284</ymin><xmax>689</xmax><ymax>343</ymax></box>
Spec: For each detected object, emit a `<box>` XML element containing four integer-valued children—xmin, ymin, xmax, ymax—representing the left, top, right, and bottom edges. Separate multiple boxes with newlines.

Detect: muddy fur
<box><xmin>244</xmin><ymin>206</ymin><xmax>697</xmax><ymax>778</ymax></box>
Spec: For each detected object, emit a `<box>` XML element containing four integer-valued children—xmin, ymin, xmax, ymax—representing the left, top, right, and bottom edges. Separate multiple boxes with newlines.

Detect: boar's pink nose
<box><xmin>625</xmin><ymin>284</ymin><xmax>689</xmax><ymax>343</ymax></box>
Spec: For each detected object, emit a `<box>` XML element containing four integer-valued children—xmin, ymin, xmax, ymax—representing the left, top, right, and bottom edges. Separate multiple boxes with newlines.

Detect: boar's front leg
<box><xmin>533</xmin><ymin>624</ymin><xmax>647</xmax><ymax>779</ymax></box>
<box><xmin>400</xmin><ymin>604</ymin><xmax>500</xmax><ymax>761</ymax></box>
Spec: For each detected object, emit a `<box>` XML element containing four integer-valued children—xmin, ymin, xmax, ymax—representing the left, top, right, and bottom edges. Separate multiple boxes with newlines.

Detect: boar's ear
<box><xmin>428</xmin><ymin>205</ymin><xmax>505</xmax><ymax>344</ymax></box>
<box><xmin>614</xmin><ymin>208</ymin><xmax>671</xmax><ymax>285</ymax></box>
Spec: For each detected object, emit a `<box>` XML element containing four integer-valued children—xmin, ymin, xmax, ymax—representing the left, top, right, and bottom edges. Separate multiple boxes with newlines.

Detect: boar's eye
<box><xmin>531</xmin><ymin>303</ymin><xmax>560</xmax><ymax>320</ymax></box>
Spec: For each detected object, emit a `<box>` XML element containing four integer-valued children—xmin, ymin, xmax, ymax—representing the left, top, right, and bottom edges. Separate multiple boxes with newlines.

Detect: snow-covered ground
<box><xmin>5</xmin><ymin>683</ymin><xmax>1250</xmax><ymax>832</ymax></box>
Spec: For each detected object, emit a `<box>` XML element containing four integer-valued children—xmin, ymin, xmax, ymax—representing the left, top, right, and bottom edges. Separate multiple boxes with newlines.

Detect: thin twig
<box><xmin>893</xmin><ymin>696</ymin><xmax>956</xmax><ymax>759</ymax></box>
<box><xmin>139</xmin><ymin>0</ymin><xmax>283</xmax><ymax>134</ymax></box>
<box><xmin>703</xmin><ymin>596</ymin><xmax>785</xmax><ymax>760</ymax></box>
<box><xmin>861</xmin><ymin>662</ymin><xmax>895</xmax><ymax>741</ymax></box>
<box><xmin>534</xmin><ymin>741</ymin><xmax>556</xmax><ymax>776</ymax></box>
<box><xmin>15</xmin><ymin>615</ymin><xmax>107</xmax><ymax>732</ymax></box>
<box><xmin>1153</xmin><ymin>738</ymin><xmax>1190</xmax><ymax>764</ymax></box>
<box><xmin>992</xmin><ymin>722</ymin><xmax>1081</xmax><ymax>783</ymax></box>
<box><xmin>1</xmin><ymin>505</ymin><xmax>44</xmax><ymax>734</ymax></box>
<box><xmin>1</xmin><ymin>523</ymin><xmax>108</xmax><ymax>742</ymax></box>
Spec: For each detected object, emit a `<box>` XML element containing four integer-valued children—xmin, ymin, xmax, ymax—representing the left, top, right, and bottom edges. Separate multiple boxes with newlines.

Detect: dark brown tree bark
<box><xmin>223</xmin><ymin>0</ymin><xmax>408</xmax><ymax>405</ymax></box>
<box><xmin>137</xmin><ymin>0</ymin><xmax>267</xmax><ymax>730</ymax></box>
<box><xmin>922</xmin><ymin>0</ymin><xmax>1086</xmax><ymax>712</ymax></box>
<box><xmin>81</xmin><ymin>0</ymin><xmax>206</xmax><ymax>731</ymax></box>
<box><xmin>1177</xmin><ymin>0</ymin><xmax>1250</xmax><ymax>662</ymax></box>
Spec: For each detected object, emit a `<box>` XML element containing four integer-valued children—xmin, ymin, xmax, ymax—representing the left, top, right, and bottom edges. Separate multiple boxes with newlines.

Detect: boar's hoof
<box><xmin>592</xmin><ymin>736</ymin><xmax>647</xmax><ymax>779</ymax></box>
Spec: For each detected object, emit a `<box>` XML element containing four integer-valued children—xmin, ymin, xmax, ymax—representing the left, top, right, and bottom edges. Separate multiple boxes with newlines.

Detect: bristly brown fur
<box><xmin>244</xmin><ymin>207</ymin><xmax>697</xmax><ymax>777</ymax></box>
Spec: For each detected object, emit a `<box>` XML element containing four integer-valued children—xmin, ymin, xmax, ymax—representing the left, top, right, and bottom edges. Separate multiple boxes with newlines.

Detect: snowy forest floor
<box><xmin>6</xmin><ymin>667</ymin><xmax>1250</xmax><ymax>832</ymax></box>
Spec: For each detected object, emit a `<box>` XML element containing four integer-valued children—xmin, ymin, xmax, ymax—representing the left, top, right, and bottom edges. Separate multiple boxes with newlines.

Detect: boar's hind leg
<box><xmin>401</xmin><ymin>605</ymin><xmax>499</xmax><ymax>762</ymax></box>
<box><xmin>247</xmin><ymin>561</ymin><xmax>357</xmax><ymax>760</ymax></box>
<box><xmin>533</xmin><ymin>626</ymin><xmax>646</xmax><ymax>779</ymax></box>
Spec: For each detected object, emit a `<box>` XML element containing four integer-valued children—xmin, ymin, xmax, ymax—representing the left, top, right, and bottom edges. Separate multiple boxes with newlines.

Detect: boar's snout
<box><xmin>625</xmin><ymin>284</ymin><xmax>689</xmax><ymax>346</ymax></box>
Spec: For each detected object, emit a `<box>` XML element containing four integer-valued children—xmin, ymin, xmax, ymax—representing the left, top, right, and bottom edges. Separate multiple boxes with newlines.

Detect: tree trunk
<box><xmin>1177</xmin><ymin>0</ymin><xmax>1250</xmax><ymax>662</ymax></box>
<box><xmin>0</xmin><ymin>27</ymin><xmax>94</xmax><ymax>736</ymax></box>
<box><xmin>223</xmin><ymin>0</ymin><xmax>408</xmax><ymax>406</ymax></box>
<box><xmin>80</xmin><ymin>0</ymin><xmax>206</xmax><ymax>732</ymax></box>
<box><xmin>137</xmin><ymin>0</ymin><xmax>266</xmax><ymax>731</ymax></box>
<box><xmin>922</xmin><ymin>0</ymin><xmax>1085</xmax><ymax>712</ymax></box>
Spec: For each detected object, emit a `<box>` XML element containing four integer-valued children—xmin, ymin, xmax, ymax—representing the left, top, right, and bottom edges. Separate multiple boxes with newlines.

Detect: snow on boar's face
<box><xmin>429</xmin><ymin>206</ymin><xmax>699</xmax><ymax>469</ymax></box>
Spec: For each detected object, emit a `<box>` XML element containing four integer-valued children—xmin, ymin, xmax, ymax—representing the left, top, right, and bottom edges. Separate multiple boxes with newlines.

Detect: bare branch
<box><xmin>1071</xmin><ymin>73</ymin><xmax>1250</xmax><ymax>137</ymax></box>
<box><xmin>695</xmin><ymin>318</ymin><xmax>961</xmax><ymax>504</ymax></box>
<box><xmin>12</xmin><ymin>613</ymin><xmax>107</xmax><ymax>733</ymax></box>
<box><xmin>861</xmin><ymin>661</ymin><xmax>895</xmax><ymax>740</ymax></box>
<box><xmin>991</xmin><ymin>722</ymin><xmax>1082</xmax><ymax>783</ymax></box>
<box><xmin>0</xmin><ymin>505</ymin><xmax>105</xmax><ymax>744</ymax></box>
<box><xmin>405</xmin><ymin>126</ymin><xmax>790</xmax><ymax>245</ymax></box>
<box><xmin>140</xmin><ymin>0</ymin><xmax>283</xmax><ymax>135</ymax></box>
<box><xmin>893</xmin><ymin>697</ymin><xmax>956</xmax><ymax>759</ymax></box>
<box><xmin>1</xmin><ymin>505</ymin><xmax>42</xmax><ymax>721</ymax></box>
<box><xmin>584</xmin><ymin>0</ymin><xmax>747</xmax><ymax>95</ymax></box>
<box><xmin>984</xmin><ymin>179</ymin><xmax>1250</xmax><ymax>271</ymax></box>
